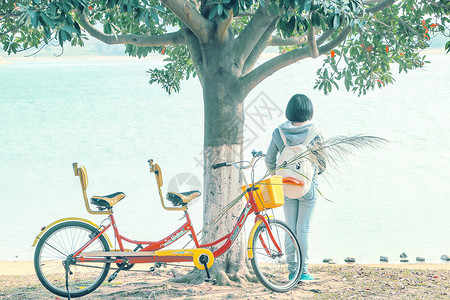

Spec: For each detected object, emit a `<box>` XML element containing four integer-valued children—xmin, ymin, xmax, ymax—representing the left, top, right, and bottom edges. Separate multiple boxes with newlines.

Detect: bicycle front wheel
<box><xmin>249</xmin><ymin>218</ymin><xmax>302</xmax><ymax>292</ymax></box>
<box><xmin>34</xmin><ymin>221</ymin><xmax>111</xmax><ymax>298</ymax></box>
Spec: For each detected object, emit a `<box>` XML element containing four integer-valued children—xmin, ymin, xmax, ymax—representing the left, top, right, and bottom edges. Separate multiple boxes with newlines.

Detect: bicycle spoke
<box><xmin>35</xmin><ymin>221</ymin><xmax>111</xmax><ymax>298</ymax></box>
<box><xmin>250</xmin><ymin>219</ymin><xmax>302</xmax><ymax>292</ymax></box>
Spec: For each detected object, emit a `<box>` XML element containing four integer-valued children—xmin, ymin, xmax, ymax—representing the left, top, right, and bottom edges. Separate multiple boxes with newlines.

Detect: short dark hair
<box><xmin>285</xmin><ymin>94</ymin><xmax>314</xmax><ymax>122</ymax></box>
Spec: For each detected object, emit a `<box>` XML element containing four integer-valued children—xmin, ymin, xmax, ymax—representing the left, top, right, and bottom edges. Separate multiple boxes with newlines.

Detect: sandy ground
<box><xmin>1</xmin><ymin>261</ymin><xmax>449</xmax><ymax>299</ymax></box>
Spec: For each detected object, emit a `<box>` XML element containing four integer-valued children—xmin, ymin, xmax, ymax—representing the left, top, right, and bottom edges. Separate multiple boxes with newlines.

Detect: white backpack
<box><xmin>276</xmin><ymin>126</ymin><xmax>320</xmax><ymax>198</ymax></box>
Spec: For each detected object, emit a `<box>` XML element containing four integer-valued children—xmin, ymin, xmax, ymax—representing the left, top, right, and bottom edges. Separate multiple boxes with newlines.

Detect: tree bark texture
<box><xmin>199</xmin><ymin>39</ymin><xmax>250</xmax><ymax>276</ymax></box>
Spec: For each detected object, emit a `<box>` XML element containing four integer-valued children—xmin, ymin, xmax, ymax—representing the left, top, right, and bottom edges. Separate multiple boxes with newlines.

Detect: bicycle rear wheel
<box><xmin>249</xmin><ymin>218</ymin><xmax>302</xmax><ymax>292</ymax></box>
<box><xmin>34</xmin><ymin>221</ymin><xmax>111</xmax><ymax>298</ymax></box>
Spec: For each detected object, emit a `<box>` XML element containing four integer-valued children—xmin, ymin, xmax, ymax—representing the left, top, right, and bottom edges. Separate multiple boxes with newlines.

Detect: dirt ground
<box><xmin>0</xmin><ymin>261</ymin><xmax>449</xmax><ymax>299</ymax></box>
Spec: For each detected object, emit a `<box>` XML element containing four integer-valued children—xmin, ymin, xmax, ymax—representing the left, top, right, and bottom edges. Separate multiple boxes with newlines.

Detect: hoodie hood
<box><xmin>278</xmin><ymin>121</ymin><xmax>316</xmax><ymax>146</ymax></box>
<box><xmin>271</xmin><ymin>121</ymin><xmax>317</xmax><ymax>151</ymax></box>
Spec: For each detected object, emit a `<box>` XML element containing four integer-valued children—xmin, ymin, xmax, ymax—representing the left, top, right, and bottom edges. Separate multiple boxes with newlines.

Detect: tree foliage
<box><xmin>1</xmin><ymin>0</ymin><xmax>449</xmax><ymax>94</ymax></box>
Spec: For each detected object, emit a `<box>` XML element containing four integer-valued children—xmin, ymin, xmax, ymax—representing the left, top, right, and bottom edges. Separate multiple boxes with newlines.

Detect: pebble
<box><xmin>440</xmin><ymin>254</ymin><xmax>449</xmax><ymax>261</ymax></box>
<box><xmin>345</xmin><ymin>257</ymin><xmax>356</xmax><ymax>263</ymax></box>
<box><xmin>400</xmin><ymin>259</ymin><xmax>409</xmax><ymax>263</ymax></box>
<box><xmin>328</xmin><ymin>260</ymin><xmax>337</xmax><ymax>264</ymax></box>
<box><xmin>323</xmin><ymin>258</ymin><xmax>333</xmax><ymax>263</ymax></box>
<box><xmin>400</xmin><ymin>252</ymin><xmax>408</xmax><ymax>258</ymax></box>
<box><xmin>416</xmin><ymin>257</ymin><xmax>425</xmax><ymax>262</ymax></box>
<box><xmin>380</xmin><ymin>256</ymin><xmax>389</xmax><ymax>262</ymax></box>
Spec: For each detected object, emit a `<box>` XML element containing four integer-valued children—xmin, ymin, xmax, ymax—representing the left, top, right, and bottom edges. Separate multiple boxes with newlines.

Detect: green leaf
<box><xmin>289</xmin><ymin>0</ymin><xmax>296</xmax><ymax>8</ymax></box>
<box><xmin>39</xmin><ymin>12</ymin><xmax>55</xmax><ymax>28</ymax></box>
<box><xmin>104</xmin><ymin>22</ymin><xmax>112</xmax><ymax>34</ymax></box>
<box><xmin>209</xmin><ymin>5</ymin><xmax>218</xmax><ymax>19</ymax></box>
<box><xmin>304</xmin><ymin>0</ymin><xmax>311</xmax><ymax>12</ymax></box>
<box><xmin>151</xmin><ymin>9</ymin><xmax>159</xmax><ymax>24</ymax></box>
<box><xmin>298</xmin><ymin>0</ymin><xmax>305</xmax><ymax>11</ymax></box>
<box><xmin>28</xmin><ymin>9</ymin><xmax>40</xmax><ymax>28</ymax></box>
<box><xmin>61</xmin><ymin>25</ymin><xmax>78</xmax><ymax>35</ymax></box>
<box><xmin>43</xmin><ymin>27</ymin><xmax>52</xmax><ymax>39</ymax></box>
<box><xmin>153</xmin><ymin>5</ymin><xmax>165</xmax><ymax>13</ymax></box>
<box><xmin>287</xmin><ymin>17</ymin><xmax>295</xmax><ymax>34</ymax></box>
<box><xmin>333</xmin><ymin>14</ymin><xmax>340</xmax><ymax>29</ymax></box>
<box><xmin>312</xmin><ymin>12</ymin><xmax>320</xmax><ymax>27</ymax></box>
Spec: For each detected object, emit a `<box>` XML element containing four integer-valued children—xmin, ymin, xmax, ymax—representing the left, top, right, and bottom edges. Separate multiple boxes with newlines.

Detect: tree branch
<box><xmin>161</xmin><ymin>0</ymin><xmax>212</xmax><ymax>42</ymax></box>
<box><xmin>234</xmin><ymin>6</ymin><xmax>277</xmax><ymax>66</ymax></box>
<box><xmin>235</xmin><ymin>12</ymin><xmax>256</xmax><ymax>18</ymax></box>
<box><xmin>307</xmin><ymin>10</ymin><xmax>319</xmax><ymax>58</ymax></box>
<box><xmin>268</xmin><ymin>34</ymin><xmax>308</xmax><ymax>46</ymax></box>
<box><xmin>240</xmin><ymin>47</ymin><xmax>311</xmax><ymax>94</ymax></box>
<box><xmin>422</xmin><ymin>0</ymin><xmax>450</xmax><ymax>9</ymax></box>
<box><xmin>316</xmin><ymin>28</ymin><xmax>335</xmax><ymax>46</ymax></box>
<box><xmin>366</xmin><ymin>0</ymin><xmax>395</xmax><ymax>13</ymax></box>
<box><xmin>0</xmin><ymin>12</ymin><xmax>21</xmax><ymax>19</ymax></box>
<box><xmin>240</xmin><ymin>0</ymin><xmax>397</xmax><ymax>95</ymax></box>
<box><xmin>242</xmin><ymin>18</ymin><xmax>279</xmax><ymax>75</ymax></box>
<box><xmin>318</xmin><ymin>27</ymin><xmax>352</xmax><ymax>54</ymax></box>
<box><xmin>0</xmin><ymin>22</ymin><xmax>25</xmax><ymax>36</ymax></box>
<box><xmin>185</xmin><ymin>29</ymin><xmax>204</xmax><ymax>80</ymax></box>
<box><xmin>78</xmin><ymin>11</ymin><xmax>185</xmax><ymax>46</ymax></box>
<box><xmin>217</xmin><ymin>10</ymin><xmax>233</xmax><ymax>43</ymax></box>
<box><xmin>316</xmin><ymin>1</ymin><xmax>395</xmax><ymax>57</ymax></box>
<box><xmin>362</xmin><ymin>0</ymin><xmax>385</xmax><ymax>4</ymax></box>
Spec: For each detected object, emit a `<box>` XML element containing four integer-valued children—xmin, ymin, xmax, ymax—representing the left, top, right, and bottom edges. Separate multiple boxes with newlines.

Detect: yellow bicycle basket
<box><xmin>241</xmin><ymin>175</ymin><xmax>284</xmax><ymax>212</ymax></box>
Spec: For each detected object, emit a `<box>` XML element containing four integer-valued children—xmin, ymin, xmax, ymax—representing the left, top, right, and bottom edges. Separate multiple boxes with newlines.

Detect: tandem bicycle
<box><xmin>32</xmin><ymin>151</ymin><xmax>302</xmax><ymax>298</ymax></box>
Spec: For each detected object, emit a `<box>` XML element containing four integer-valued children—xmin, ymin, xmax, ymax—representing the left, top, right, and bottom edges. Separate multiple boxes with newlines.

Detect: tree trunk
<box><xmin>173</xmin><ymin>33</ymin><xmax>255</xmax><ymax>285</ymax></box>
<box><xmin>201</xmin><ymin>58</ymin><xmax>249</xmax><ymax>280</ymax></box>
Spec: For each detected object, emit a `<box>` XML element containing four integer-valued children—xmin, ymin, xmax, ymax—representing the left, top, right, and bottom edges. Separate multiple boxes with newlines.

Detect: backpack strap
<box><xmin>277</xmin><ymin>127</ymin><xmax>288</xmax><ymax>147</ymax></box>
<box><xmin>303</xmin><ymin>126</ymin><xmax>321</xmax><ymax>146</ymax></box>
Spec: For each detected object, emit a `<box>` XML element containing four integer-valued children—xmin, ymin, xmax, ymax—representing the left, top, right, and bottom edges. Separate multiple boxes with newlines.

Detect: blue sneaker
<box><xmin>300</xmin><ymin>273</ymin><xmax>314</xmax><ymax>281</ymax></box>
<box><xmin>288</xmin><ymin>272</ymin><xmax>296</xmax><ymax>280</ymax></box>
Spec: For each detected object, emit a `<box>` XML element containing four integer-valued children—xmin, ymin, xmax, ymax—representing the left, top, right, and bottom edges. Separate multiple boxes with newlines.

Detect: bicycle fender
<box><xmin>154</xmin><ymin>249</ymin><xmax>214</xmax><ymax>270</ymax></box>
<box><xmin>31</xmin><ymin>217</ymin><xmax>113</xmax><ymax>248</ymax></box>
<box><xmin>247</xmin><ymin>219</ymin><xmax>264</xmax><ymax>259</ymax></box>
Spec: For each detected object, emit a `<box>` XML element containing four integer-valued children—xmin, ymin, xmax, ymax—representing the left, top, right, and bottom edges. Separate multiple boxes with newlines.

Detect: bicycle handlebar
<box><xmin>212</xmin><ymin>162</ymin><xmax>231</xmax><ymax>169</ymax></box>
<box><xmin>212</xmin><ymin>150</ymin><xmax>265</xmax><ymax>171</ymax></box>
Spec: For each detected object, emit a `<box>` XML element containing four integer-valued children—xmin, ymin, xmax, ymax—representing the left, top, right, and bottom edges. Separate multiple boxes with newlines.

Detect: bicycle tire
<box><xmin>249</xmin><ymin>218</ymin><xmax>302</xmax><ymax>292</ymax></box>
<box><xmin>34</xmin><ymin>221</ymin><xmax>111</xmax><ymax>298</ymax></box>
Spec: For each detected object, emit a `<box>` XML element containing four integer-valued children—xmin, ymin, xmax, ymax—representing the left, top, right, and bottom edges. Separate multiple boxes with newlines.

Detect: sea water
<box><xmin>0</xmin><ymin>53</ymin><xmax>449</xmax><ymax>264</ymax></box>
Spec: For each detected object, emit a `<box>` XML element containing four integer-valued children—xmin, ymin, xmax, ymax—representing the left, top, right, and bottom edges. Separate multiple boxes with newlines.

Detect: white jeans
<box><xmin>283</xmin><ymin>185</ymin><xmax>317</xmax><ymax>274</ymax></box>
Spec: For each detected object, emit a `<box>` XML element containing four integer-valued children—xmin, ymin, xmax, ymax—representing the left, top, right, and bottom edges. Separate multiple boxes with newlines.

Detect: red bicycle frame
<box><xmin>73</xmin><ymin>186</ymin><xmax>281</xmax><ymax>265</ymax></box>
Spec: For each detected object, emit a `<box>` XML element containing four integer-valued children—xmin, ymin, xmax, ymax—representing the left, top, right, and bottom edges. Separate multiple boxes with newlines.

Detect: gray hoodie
<box><xmin>265</xmin><ymin>121</ymin><xmax>324</xmax><ymax>172</ymax></box>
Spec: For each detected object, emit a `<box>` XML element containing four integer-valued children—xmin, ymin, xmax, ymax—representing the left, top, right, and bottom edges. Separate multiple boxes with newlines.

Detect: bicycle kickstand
<box><xmin>199</xmin><ymin>255</ymin><xmax>216</xmax><ymax>284</ymax></box>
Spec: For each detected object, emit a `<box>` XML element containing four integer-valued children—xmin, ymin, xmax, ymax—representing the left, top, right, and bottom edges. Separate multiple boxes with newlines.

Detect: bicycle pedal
<box><xmin>205</xmin><ymin>278</ymin><xmax>217</xmax><ymax>284</ymax></box>
<box><xmin>108</xmin><ymin>272</ymin><xmax>118</xmax><ymax>282</ymax></box>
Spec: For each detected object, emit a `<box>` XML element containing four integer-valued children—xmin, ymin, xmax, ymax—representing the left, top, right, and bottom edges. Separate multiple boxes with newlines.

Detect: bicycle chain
<box><xmin>73</xmin><ymin>262</ymin><xmax>194</xmax><ymax>273</ymax></box>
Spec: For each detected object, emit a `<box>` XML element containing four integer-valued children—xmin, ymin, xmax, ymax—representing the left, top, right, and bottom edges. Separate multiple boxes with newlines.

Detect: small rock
<box><xmin>380</xmin><ymin>256</ymin><xmax>389</xmax><ymax>262</ymax></box>
<box><xmin>345</xmin><ymin>257</ymin><xmax>355</xmax><ymax>263</ymax></box>
<box><xmin>416</xmin><ymin>257</ymin><xmax>425</xmax><ymax>262</ymax></box>
<box><xmin>323</xmin><ymin>258</ymin><xmax>333</xmax><ymax>263</ymax></box>
<box><xmin>400</xmin><ymin>252</ymin><xmax>408</xmax><ymax>258</ymax></box>
<box><xmin>440</xmin><ymin>254</ymin><xmax>449</xmax><ymax>261</ymax></box>
<box><xmin>328</xmin><ymin>259</ymin><xmax>337</xmax><ymax>264</ymax></box>
<box><xmin>400</xmin><ymin>259</ymin><xmax>409</xmax><ymax>262</ymax></box>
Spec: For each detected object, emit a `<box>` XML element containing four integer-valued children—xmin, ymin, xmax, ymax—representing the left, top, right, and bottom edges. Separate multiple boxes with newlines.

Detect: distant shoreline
<box><xmin>0</xmin><ymin>48</ymin><xmax>445</xmax><ymax>63</ymax></box>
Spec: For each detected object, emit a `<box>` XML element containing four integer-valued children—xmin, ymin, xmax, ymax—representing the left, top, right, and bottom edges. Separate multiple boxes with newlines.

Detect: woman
<box><xmin>265</xmin><ymin>94</ymin><xmax>326</xmax><ymax>281</ymax></box>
